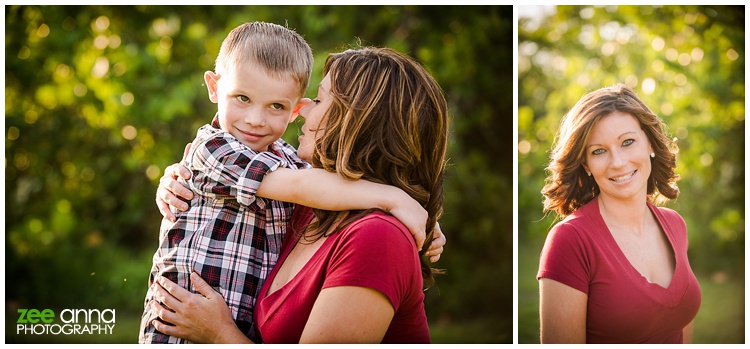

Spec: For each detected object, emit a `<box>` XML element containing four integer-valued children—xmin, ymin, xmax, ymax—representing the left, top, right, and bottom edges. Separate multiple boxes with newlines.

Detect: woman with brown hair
<box><xmin>147</xmin><ymin>47</ymin><xmax>448</xmax><ymax>343</ymax></box>
<box><xmin>537</xmin><ymin>83</ymin><xmax>701</xmax><ymax>343</ymax></box>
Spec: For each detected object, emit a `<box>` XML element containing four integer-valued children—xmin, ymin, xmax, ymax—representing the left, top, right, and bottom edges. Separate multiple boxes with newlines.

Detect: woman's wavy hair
<box><xmin>303</xmin><ymin>47</ymin><xmax>448</xmax><ymax>288</ymax></box>
<box><xmin>542</xmin><ymin>83</ymin><xmax>680</xmax><ymax>218</ymax></box>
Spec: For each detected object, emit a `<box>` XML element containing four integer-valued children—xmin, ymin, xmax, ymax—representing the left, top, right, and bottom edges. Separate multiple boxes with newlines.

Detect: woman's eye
<box><xmin>591</xmin><ymin>148</ymin><xmax>604</xmax><ymax>156</ymax></box>
<box><xmin>237</xmin><ymin>95</ymin><xmax>249</xmax><ymax>103</ymax></box>
<box><xmin>623</xmin><ymin>139</ymin><xmax>634</xmax><ymax>146</ymax></box>
<box><xmin>312</xmin><ymin>98</ymin><xmax>321</xmax><ymax>104</ymax></box>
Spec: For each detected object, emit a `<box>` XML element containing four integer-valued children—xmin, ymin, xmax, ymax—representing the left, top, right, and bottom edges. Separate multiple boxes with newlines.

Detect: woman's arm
<box><xmin>149</xmin><ymin>272</ymin><xmax>251</xmax><ymax>344</ymax></box>
<box><xmin>539</xmin><ymin>278</ymin><xmax>587</xmax><ymax>343</ymax></box>
<box><xmin>300</xmin><ymin>286</ymin><xmax>394</xmax><ymax>343</ymax></box>
<box><xmin>682</xmin><ymin>320</ymin><xmax>694</xmax><ymax>343</ymax></box>
<box><xmin>150</xmin><ymin>274</ymin><xmax>396</xmax><ymax>343</ymax></box>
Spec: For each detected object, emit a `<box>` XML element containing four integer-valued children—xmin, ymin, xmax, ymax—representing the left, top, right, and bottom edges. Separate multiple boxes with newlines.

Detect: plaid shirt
<box><xmin>140</xmin><ymin>118</ymin><xmax>309</xmax><ymax>343</ymax></box>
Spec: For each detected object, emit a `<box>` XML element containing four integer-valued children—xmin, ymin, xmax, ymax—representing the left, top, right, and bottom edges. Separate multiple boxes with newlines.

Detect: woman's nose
<box><xmin>610</xmin><ymin>149</ymin><xmax>627</xmax><ymax>167</ymax></box>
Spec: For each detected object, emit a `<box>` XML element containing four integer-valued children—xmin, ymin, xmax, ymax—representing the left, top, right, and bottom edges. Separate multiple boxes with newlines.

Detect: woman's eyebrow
<box><xmin>586</xmin><ymin>131</ymin><xmax>638</xmax><ymax>149</ymax></box>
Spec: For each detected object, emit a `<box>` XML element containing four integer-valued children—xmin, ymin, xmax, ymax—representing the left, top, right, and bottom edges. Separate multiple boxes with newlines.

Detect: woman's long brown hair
<box><xmin>304</xmin><ymin>47</ymin><xmax>448</xmax><ymax>288</ymax></box>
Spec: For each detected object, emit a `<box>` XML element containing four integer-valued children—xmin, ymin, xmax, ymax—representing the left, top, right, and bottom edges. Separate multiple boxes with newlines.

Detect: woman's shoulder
<box><xmin>342</xmin><ymin>211</ymin><xmax>414</xmax><ymax>247</ymax></box>
<box><xmin>650</xmin><ymin>203</ymin><xmax>683</xmax><ymax>220</ymax></box>
<box><xmin>552</xmin><ymin>207</ymin><xmax>593</xmax><ymax>233</ymax></box>
<box><xmin>547</xmin><ymin>219</ymin><xmax>587</xmax><ymax>245</ymax></box>
<box><xmin>350</xmin><ymin>210</ymin><xmax>410</xmax><ymax>232</ymax></box>
<box><xmin>327</xmin><ymin>211</ymin><xmax>420</xmax><ymax>281</ymax></box>
<box><xmin>546</xmin><ymin>201</ymin><xmax>602</xmax><ymax>243</ymax></box>
<box><xmin>649</xmin><ymin>203</ymin><xmax>687</xmax><ymax>232</ymax></box>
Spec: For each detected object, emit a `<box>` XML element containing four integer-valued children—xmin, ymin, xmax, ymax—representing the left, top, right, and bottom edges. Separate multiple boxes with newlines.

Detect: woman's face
<box><xmin>583</xmin><ymin>111</ymin><xmax>654</xmax><ymax>202</ymax></box>
<box><xmin>297</xmin><ymin>73</ymin><xmax>333</xmax><ymax>162</ymax></box>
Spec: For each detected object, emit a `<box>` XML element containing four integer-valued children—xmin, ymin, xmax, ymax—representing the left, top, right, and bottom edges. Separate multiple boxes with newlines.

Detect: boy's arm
<box><xmin>256</xmin><ymin>167</ymin><xmax>428</xmax><ymax>250</ymax></box>
<box><xmin>192</xmin><ymin>140</ymin><xmax>288</xmax><ymax>208</ymax></box>
<box><xmin>156</xmin><ymin>148</ymin><xmax>446</xmax><ymax>255</ymax></box>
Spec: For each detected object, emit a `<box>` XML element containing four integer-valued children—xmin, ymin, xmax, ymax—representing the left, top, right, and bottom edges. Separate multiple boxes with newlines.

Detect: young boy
<box><xmin>138</xmin><ymin>21</ymin><xmax>314</xmax><ymax>344</ymax></box>
<box><xmin>139</xmin><ymin>22</ymin><xmax>436</xmax><ymax>344</ymax></box>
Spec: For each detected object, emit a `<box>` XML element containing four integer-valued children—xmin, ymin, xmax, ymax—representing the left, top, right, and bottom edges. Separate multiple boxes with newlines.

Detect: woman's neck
<box><xmin>597</xmin><ymin>194</ymin><xmax>651</xmax><ymax>236</ymax></box>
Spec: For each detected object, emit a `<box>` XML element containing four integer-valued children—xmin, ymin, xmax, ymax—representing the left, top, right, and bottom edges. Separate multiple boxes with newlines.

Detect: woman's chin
<box><xmin>297</xmin><ymin>148</ymin><xmax>313</xmax><ymax>163</ymax></box>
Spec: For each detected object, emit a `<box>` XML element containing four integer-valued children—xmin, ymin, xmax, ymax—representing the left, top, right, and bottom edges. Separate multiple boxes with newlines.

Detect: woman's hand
<box><xmin>155</xmin><ymin>162</ymin><xmax>194</xmax><ymax>222</ymax></box>
<box><xmin>155</xmin><ymin>143</ymin><xmax>195</xmax><ymax>222</ymax></box>
<box><xmin>149</xmin><ymin>272</ymin><xmax>251</xmax><ymax>344</ymax></box>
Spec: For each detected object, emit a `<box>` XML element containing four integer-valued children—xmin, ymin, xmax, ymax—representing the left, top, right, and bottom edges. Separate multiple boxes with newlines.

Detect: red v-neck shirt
<box><xmin>537</xmin><ymin>198</ymin><xmax>701</xmax><ymax>343</ymax></box>
<box><xmin>254</xmin><ymin>206</ymin><xmax>430</xmax><ymax>343</ymax></box>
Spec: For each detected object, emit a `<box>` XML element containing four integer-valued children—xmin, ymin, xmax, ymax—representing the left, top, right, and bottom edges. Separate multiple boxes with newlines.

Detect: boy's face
<box><xmin>204</xmin><ymin>63</ymin><xmax>300</xmax><ymax>152</ymax></box>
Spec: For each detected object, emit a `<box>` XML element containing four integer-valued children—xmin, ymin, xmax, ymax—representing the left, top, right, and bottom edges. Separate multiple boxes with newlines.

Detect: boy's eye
<box><xmin>237</xmin><ymin>95</ymin><xmax>249</xmax><ymax>103</ymax></box>
<box><xmin>270</xmin><ymin>103</ymin><xmax>284</xmax><ymax>110</ymax></box>
<box><xmin>623</xmin><ymin>139</ymin><xmax>634</xmax><ymax>146</ymax></box>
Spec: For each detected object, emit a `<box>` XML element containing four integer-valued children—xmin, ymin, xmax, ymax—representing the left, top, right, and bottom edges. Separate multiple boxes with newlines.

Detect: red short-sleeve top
<box><xmin>537</xmin><ymin>199</ymin><xmax>701</xmax><ymax>343</ymax></box>
<box><xmin>254</xmin><ymin>206</ymin><xmax>430</xmax><ymax>343</ymax></box>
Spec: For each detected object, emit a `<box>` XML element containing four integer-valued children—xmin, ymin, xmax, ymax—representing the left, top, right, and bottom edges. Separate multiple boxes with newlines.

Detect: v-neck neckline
<box><xmin>589</xmin><ymin>199</ymin><xmax>687</xmax><ymax>306</ymax></box>
<box><xmin>265</xmin><ymin>233</ymin><xmax>327</xmax><ymax>298</ymax></box>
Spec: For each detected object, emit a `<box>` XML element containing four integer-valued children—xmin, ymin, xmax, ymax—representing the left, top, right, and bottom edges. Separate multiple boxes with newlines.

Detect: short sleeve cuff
<box><xmin>235</xmin><ymin>152</ymin><xmax>289</xmax><ymax>206</ymax></box>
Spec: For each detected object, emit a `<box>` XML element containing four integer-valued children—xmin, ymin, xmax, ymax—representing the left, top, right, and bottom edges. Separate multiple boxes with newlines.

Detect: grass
<box><xmin>517</xmin><ymin>237</ymin><xmax>745</xmax><ymax>344</ymax></box>
<box><xmin>518</xmin><ymin>237</ymin><xmax>542</xmax><ymax>344</ymax></box>
<box><xmin>429</xmin><ymin>316</ymin><xmax>512</xmax><ymax>343</ymax></box>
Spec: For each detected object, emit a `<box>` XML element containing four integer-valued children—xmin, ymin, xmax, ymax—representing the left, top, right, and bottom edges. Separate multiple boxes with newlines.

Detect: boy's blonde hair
<box><xmin>215</xmin><ymin>22</ymin><xmax>313</xmax><ymax>98</ymax></box>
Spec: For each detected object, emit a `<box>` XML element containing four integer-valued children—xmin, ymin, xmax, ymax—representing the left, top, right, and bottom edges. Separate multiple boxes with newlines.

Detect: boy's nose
<box><xmin>243</xmin><ymin>109</ymin><xmax>265</xmax><ymax>126</ymax></box>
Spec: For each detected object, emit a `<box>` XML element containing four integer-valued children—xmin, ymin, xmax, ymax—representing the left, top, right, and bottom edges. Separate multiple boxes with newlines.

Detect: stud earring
<box><xmin>650</xmin><ymin>152</ymin><xmax>655</xmax><ymax>158</ymax></box>
<box><xmin>586</xmin><ymin>171</ymin><xmax>591</xmax><ymax>176</ymax></box>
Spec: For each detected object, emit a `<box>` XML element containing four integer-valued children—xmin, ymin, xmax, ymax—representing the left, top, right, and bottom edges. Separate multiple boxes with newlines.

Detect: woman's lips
<box><xmin>609</xmin><ymin>170</ymin><xmax>637</xmax><ymax>183</ymax></box>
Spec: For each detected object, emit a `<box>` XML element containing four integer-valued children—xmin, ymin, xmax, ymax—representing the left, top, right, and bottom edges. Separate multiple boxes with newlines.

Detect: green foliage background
<box><xmin>517</xmin><ymin>5</ymin><xmax>744</xmax><ymax>343</ymax></box>
<box><xmin>5</xmin><ymin>5</ymin><xmax>512</xmax><ymax>343</ymax></box>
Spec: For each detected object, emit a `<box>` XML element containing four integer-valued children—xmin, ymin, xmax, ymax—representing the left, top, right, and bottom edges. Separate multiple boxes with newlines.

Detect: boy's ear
<box><xmin>204</xmin><ymin>71</ymin><xmax>220</xmax><ymax>103</ymax></box>
<box><xmin>289</xmin><ymin>98</ymin><xmax>312</xmax><ymax>123</ymax></box>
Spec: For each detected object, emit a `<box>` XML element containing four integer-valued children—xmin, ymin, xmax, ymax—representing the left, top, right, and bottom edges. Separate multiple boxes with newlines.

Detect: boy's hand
<box><xmin>387</xmin><ymin>193</ymin><xmax>428</xmax><ymax>250</ymax></box>
<box><xmin>426</xmin><ymin>223</ymin><xmax>446</xmax><ymax>263</ymax></box>
<box><xmin>386</xmin><ymin>189</ymin><xmax>446</xmax><ymax>262</ymax></box>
